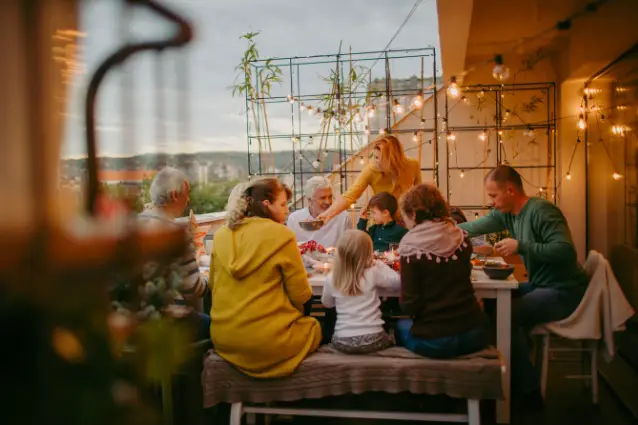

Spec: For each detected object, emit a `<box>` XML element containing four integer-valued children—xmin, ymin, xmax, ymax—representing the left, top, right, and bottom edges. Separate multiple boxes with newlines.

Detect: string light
<box><xmin>566</xmin><ymin>172</ymin><xmax>572</xmax><ymax>180</ymax></box>
<box><xmin>393</xmin><ymin>99</ymin><xmax>404</xmax><ymax>114</ymax></box>
<box><xmin>460</xmin><ymin>170</ymin><xmax>465</xmax><ymax>178</ymax></box>
<box><xmin>462</xmin><ymin>96</ymin><xmax>470</xmax><ymax>105</ymax></box>
<box><xmin>447</xmin><ymin>76</ymin><xmax>460</xmax><ymax>98</ymax></box>
<box><xmin>379</xmin><ymin>128</ymin><xmax>387</xmax><ymax>135</ymax></box>
<box><xmin>492</xmin><ymin>55</ymin><xmax>510</xmax><ymax>82</ymax></box>
<box><xmin>479</xmin><ymin>131</ymin><xmax>487</xmax><ymax>142</ymax></box>
<box><xmin>367</xmin><ymin>105</ymin><xmax>376</xmax><ymax>117</ymax></box>
<box><xmin>412</xmin><ymin>131</ymin><xmax>419</xmax><ymax>142</ymax></box>
<box><xmin>524</xmin><ymin>127</ymin><xmax>535</xmax><ymax>138</ymax></box>
<box><xmin>412</xmin><ymin>93</ymin><xmax>423</xmax><ymax>109</ymax></box>
<box><xmin>312</xmin><ymin>160</ymin><xmax>320</xmax><ymax>169</ymax></box>
<box><xmin>477</xmin><ymin>89</ymin><xmax>485</xmax><ymax>99</ymax></box>
<box><xmin>474</xmin><ymin>212</ymin><xmax>479</xmax><ymax>219</ymax></box>
<box><xmin>446</xmin><ymin>131</ymin><xmax>456</xmax><ymax>142</ymax></box>
<box><xmin>364</xmin><ymin>125</ymin><xmax>370</xmax><ymax>135</ymax></box>
<box><xmin>308</xmin><ymin>136</ymin><xmax>314</xmax><ymax>145</ymax></box>
<box><xmin>307</xmin><ymin>105</ymin><xmax>314</xmax><ymax>116</ymax></box>
<box><xmin>287</xmin><ymin>94</ymin><xmax>295</xmax><ymax>104</ymax></box>
<box><xmin>420</xmin><ymin>118</ymin><xmax>426</xmax><ymax>128</ymax></box>
<box><xmin>354</xmin><ymin>109</ymin><xmax>363</xmax><ymax>123</ymax></box>
<box><xmin>359</xmin><ymin>156</ymin><xmax>365</xmax><ymax>165</ymax></box>
<box><xmin>502</xmin><ymin>109</ymin><xmax>511</xmax><ymax>122</ymax></box>
<box><xmin>577</xmin><ymin>114</ymin><xmax>587</xmax><ymax>130</ymax></box>
<box><xmin>291</xmin><ymin>135</ymin><xmax>300</xmax><ymax>143</ymax></box>
<box><xmin>612</xmin><ymin>125</ymin><xmax>625</xmax><ymax>136</ymax></box>
<box><xmin>613</xmin><ymin>172</ymin><xmax>623</xmax><ymax>180</ymax></box>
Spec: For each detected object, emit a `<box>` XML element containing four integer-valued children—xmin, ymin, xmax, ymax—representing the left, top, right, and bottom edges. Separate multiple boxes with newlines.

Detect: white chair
<box><xmin>532</xmin><ymin>250</ymin><xmax>635</xmax><ymax>405</ymax></box>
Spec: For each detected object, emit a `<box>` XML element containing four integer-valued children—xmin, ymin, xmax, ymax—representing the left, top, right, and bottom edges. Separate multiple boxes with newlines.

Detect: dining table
<box><xmin>307</xmin><ymin>257</ymin><xmax>518</xmax><ymax>424</ymax></box>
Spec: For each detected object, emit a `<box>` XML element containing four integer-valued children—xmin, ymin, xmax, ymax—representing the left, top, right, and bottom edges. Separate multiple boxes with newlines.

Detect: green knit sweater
<box><xmin>458</xmin><ymin>198</ymin><xmax>588</xmax><ymax>290</ymax></box>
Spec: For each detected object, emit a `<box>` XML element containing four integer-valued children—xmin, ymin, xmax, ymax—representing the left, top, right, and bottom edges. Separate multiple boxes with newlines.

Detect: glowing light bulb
<box><xmin>460</xmin><ymin>170</ymin><xmax>465</xmax><ymax>178</ymax></box>
<box><xmin>312</xmin><ymin>160</ymin><xmax>320</xmax><ymax>168</ymax></box>
<box><xmin>498</xmin><ymin>130</ymin><xmax>504</xmax><ymax>136</ymax></box>
<box><xmin>447</xmin><ymin>76</ymin><xmax>460</xmax><ymax>98</ymax></box>
<box><xmin>420</xmin><ymin>118</ymin><xmax>426</xmax><ymax>128</ymax></box>
<box><xmin>412</xmin><ymin>94</ymin><xmax>423</xmax><ymax>109</ymax></box>
<box><xmin>479</xmin><ymin>131</ymin><xmax>487</xmax><ymax>141</ymax></box>
<box><xmin>474</xmin><ymin>212</ymin><xmax>479</xmax><ymax>219</ymax></box>
<box><xmin>503</xmin><ymin>110</ymin><xmax>511</xmax><ymax>122</ymax></box>
<box><xmin>379</xmin><ymin>128</ymin><xmax>387</xmax><ymax>135</ymax></box>
<box><xmin>287</xmin><ymin>94</ymin><xmax>295</xmax><ymax>104</ymax></box>
<box><xmin>578</xmin><ymin>114</ymin><xmax>587</xmax><ymax>130</ymax></box>
<box><xmin>492</xmin><ymin>55</ymin><xmax>510</xmax><ymax>82</ymax></box>
<box><xmin>354</xmin><ymin>110</ymin><xmax>363</xmax><ymax>123</ymax></box>
<box><xmin>359</xmin><ymin>156</ymin><xmax>365</xmax><ymax>165</ymax></box>
<box><xmin>613</xmin><ymin>172</ymin><xmax>623</xmax><ymax>180</ymax></box>
<box><xmin>308</xmin><ymin>136</ymin><xmax>314</xmax><ymax>145</ymax></box>
<box><xmin>350</xmin><ymin>204</ymin><xmax>356</xmax><ymax>209</ymax></box>
<box><xmin>364</xmin><ymin>126</ymin><xmax>370</xmax><ymax>135</ymax></box>
<box><xmin>307</xmin><ymin>105</ymin><xmax>314</xmax><ymax>116</ymax></box>
<box><xmin>447</xmin><ymin>132</ymin><xmax>456</xmax><ymax>142</ymax></box>
<box><xmin>412</xmin><ymin>131</ymin><xmax>418</xmax><ymax>142</ymax></box>
<box><xmin>566</xmin><ymin>173</ymin><xmax>572</xmax><ymax>180</ymax></box>
<box><xmin>393</xmin><ymin>99</ymin><xmax>404</xmax><ymax>114</ymax></box>
<box><xmin>367</xmin><ymin>105</ymin><xmax>376</xmax><ymax>117</ymax></box>
<box><xmin>462</xmin><ymin>96</ymin><xmax>470</xmax><ymax>105</ymax></box>
<box><xmin>477</xmin><ymin>90</ymin><xmax>485</xmax><ymax>99</ymax></box>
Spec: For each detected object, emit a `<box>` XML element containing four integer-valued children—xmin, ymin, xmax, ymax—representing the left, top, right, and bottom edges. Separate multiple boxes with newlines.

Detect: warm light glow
<box><xmin>503</xmin><ymin>110</ymin><xmax>511</xmax><ymax>122</ymax></box>
<box><xmin>307</xmin><ymin>105</ymin><xmax>314</xmax><ymax>116</ymax></box>
<box><xmin>613</xmin><ymin>172</ymin><xmax>623</xmax><ymax>180</ymax></box>
<box><xmin>612</xmin><ymin>125</ymin><xmax>625</xmax><ymax>136</ymax></box>
<box><xmin>312</xmin><ymin>160</ymin><xmax>320</xmax><ymax>168</ymax></box>
<box><xmin>577</xmin><ymin>114</ymin><xmax>587</xmax><ymax>130</ymax></box>
<box><xmin>364</xmin><ymin>126</ymin><xmax>370</xmax><ymax>135</ymax></box>
<box><xmin>354</xmin><ymin>110</ymin><xmax>363</xmax><ymax>123</ymax></box>
<box><xmin>479</xmin><ymin>131</ymin><xmax>487</xmax><ymax>142</ymax></box>
<box><xmin>420</xmin><ymin>118</ymin><xmax>426</xmax><ymax>128</ymax></box>
<box><xmin>379</xmin><ymin>128</ymin><xmax>387</xmax><ymax>135</ymax></box>
<box><xmin>412</xmin><ymin>95</ymin><xmax>423</xmax><ymax>109</ymax></box>
<box><xmin>412</xmin><ymin>131</ymin><xmax>419</xmax><ymax>142</ymax></box>
<box><xmin>393</xmin><ymin>99</ymin><xmax>404</xmax><ymax>114</ymax></box>
<box><xmin>566</xmin><ymin>173</ymin><xmax>572</xmax><ymax>180</ymax></box>
<box><xmin>460</xmin><ymin>170</ymin><xmax>465</xmax><ymax>178</ymax></box>
<box><xmin>498</xmin><ymin>130</ymin><xmax>504</xmax><ymax>136</ymax></box>
<box><xmin>477</xmin><ymin>90</ymin><xmax>485</xmax><ymax>99</ymax></box>
<box><xmin>447</xmin><ymin>132</ymin><xmax>456</xmax><ymax>142</ymax></box>
<box><xmin>359</xmin><ymin>156</ymin><xmax>365</xmax><ymax>165</ymax></box>
<box><xmin>447</xmin><ymin>76</ymin><xmax>460</xmax><ymax>98</ymax></box>
<box><xmin>367</xmin><ymin>105</ymin><xmax>376</xmax><ymax>117</ymax></box>
<box><xmin>462</xmin><ymin>96</ymin><xmax>470</xmax><ymax>105</ymax></box>
<box><xmin>287</xmin><ymin>94</ymin><xmax>295</xmax><ymax>104</ymax></box>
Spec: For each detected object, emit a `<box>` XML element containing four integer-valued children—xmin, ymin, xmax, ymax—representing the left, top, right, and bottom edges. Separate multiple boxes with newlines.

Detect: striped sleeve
<box><xmin>178</xmin><ymin>250</ymin><xmax>208</xmax><ymax>299</ymax></box>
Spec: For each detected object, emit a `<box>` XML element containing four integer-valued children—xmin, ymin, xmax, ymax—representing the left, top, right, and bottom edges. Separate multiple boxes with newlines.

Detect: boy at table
<box><xmin>357</xmin><ymin>192</ymin><xmax>408</xmax><ymax>253</ymax></box>
<box><xmin>458</xmin><ymin>165</ymin><xmax>588</xmax><ymax>410</ymax></box>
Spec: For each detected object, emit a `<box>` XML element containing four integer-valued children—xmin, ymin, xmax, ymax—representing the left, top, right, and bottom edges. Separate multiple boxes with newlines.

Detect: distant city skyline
<box><xmin>62</xmin><ymin>0</ymin><xmax>441</xmax><ymax>158</ymax></box>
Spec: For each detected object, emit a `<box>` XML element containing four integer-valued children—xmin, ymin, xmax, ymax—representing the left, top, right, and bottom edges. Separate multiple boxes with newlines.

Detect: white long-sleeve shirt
<box><xmin>287</xmin><ymin>208</ymin><xmax>352</xmax><ymax>248</ymax></box>
<box><xmin>321</xmin><ymin>261</ymin><xmax>400</xmax><ymax>338</ymax></box>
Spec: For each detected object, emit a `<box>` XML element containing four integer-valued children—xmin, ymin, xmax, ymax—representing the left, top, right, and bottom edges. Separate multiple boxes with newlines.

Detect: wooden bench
<box><xmin>202</xmin><ymin>345</ymin><xmax>503</xmax><ymax>425</ymax></box>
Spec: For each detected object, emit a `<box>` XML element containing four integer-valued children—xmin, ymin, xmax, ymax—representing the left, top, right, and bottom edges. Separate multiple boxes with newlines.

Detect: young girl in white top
<box><xmin>321</xmin><ymin>229</ymin><xmax>401</xmax><ymax>354</ymax></box>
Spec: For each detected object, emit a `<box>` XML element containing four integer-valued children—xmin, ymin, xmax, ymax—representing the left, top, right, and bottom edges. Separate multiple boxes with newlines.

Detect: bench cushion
<box><xmin>202</xmin><ymin>345</ymin><xmax>503</xmax><ymax>407</ymax></box>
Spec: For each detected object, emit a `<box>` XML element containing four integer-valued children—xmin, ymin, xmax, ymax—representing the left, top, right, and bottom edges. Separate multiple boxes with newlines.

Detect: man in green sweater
<box><xmin>458</xmin><ymin>165</ymin><xmax>588</xmax><ymax>409</ymax></box>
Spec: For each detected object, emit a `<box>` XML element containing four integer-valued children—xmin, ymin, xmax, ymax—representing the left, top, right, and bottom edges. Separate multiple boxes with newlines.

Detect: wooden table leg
<box><xmin>496</xmin><ymin>289</ymin><xmax>511</xmax><ymax>424</ymax></box>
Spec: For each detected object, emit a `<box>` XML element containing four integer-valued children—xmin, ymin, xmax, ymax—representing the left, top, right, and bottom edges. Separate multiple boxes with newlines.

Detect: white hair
<box><xmin>304</xmin><ymin>176</ymin><xmax>332</xmax><ymax>200</ymax></box>
<box><xmin>149</xmin><ymin>167</ymin><xmax>189</xmax><ymax>206</ymax></box>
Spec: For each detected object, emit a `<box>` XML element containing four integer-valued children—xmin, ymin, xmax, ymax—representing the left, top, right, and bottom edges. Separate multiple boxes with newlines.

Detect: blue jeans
<box><xmin>395</xmin><ymin>319</ymin><xmax>488</xmax><ymax>359</ymax></box>
<box><xmin>511</xmin><ymin>282</ymin><xmax>586</xmax><ymax>395</ymax></box>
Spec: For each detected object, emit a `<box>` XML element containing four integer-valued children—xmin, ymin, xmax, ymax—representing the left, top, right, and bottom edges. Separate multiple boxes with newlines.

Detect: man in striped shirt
<box><xmin>138</xmin><ymin>167</ymin><xmax>209</xmax><ymax>337</ymax></box>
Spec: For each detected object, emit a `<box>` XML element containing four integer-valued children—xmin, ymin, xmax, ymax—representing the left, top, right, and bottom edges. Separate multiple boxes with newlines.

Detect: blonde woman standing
<box><xmin>321</xmin><ymin>229</ymin><xmax>400</xmax><ymax>354</ymax></box>
<box><xmin>318</xmin><ymin>135</ymin><xmax>422</xmax><ymax>223</ymax></box>
<box><xmin>210</xmin><ymin>177</ymin><xmax>322</xmax><ymax>378</ymax></box>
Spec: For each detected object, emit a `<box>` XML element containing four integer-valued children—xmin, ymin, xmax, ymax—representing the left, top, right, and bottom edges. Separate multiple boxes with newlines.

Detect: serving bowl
<box><xmin>483</xmin><ymin>264</ymin><xmax>515</xmax><ymax>280</ymax></box>
<box><xmin>299</xmin><ymin>219</ymin><xmax>324</xmax><ymax>231</ymax></box>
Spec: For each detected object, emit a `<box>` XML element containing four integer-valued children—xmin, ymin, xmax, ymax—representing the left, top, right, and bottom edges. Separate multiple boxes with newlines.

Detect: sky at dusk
<box><xmin>62</xmin><ymin>0</ymin><xmax>441</xmax><ymax>158</ymax></box>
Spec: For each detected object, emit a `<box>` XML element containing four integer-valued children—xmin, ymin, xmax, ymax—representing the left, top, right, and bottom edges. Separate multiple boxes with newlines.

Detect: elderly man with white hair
<box><xmin>287</xmin><ymin>176</ymin><xmax>352</xmax><ymax>248</ymax></box>
<box><xmin>138</xmin><ymin>167</ymin><xmax>209</xmax><ymax>336</ymax></box>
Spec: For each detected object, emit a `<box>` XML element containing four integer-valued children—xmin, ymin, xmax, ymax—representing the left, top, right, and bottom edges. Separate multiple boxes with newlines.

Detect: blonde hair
<box><xmin>374</xmin><ymin>135</ymin><xmax>410</xmax><ymax>192</ymax></box>
<box><xmin>225</xmin><ymin>177</ymin><xmax>292</xmax><ymax>230</ymax></box>
<box><xmin>332</xmin><ymin>230</ymin><xmax>374</xmax><ymax>296</ymax></box>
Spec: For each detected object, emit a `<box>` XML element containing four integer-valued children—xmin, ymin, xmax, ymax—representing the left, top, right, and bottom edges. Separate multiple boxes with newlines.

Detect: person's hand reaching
<box><xmin>317</xmin><ymin>210</ymin><xmax>333</xmax><ymax>224</ymax></box>
<box><xmin>494</xmin><ymin>238</ymin><xmax>518</xmax><ymax>257</ymax></box>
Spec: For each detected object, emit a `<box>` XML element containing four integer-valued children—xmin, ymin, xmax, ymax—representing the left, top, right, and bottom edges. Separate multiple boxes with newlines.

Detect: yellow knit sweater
<box><xmin>209</xmin><ymin>217</ymin><xmax>321</xmax><ymax>378</ymax></box>
<box><xmin>342</xmin><ymin>157</ymin><xmax>422</xmax><ymax>203</ymax></box>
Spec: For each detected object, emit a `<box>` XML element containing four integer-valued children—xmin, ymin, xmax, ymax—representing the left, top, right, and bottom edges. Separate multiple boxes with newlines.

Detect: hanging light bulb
<box><xmin>492</xmin><ymin>54</ymin><xmax>510</xmax><ymax>82</ymax></box>
<box><xmin>412</xmin><ymin>93</ymin><xmax>423</xmax><ymax>109</ymax></box>
<box><xmin>613</xmin><ymin>172</ymin><xmax>623</xmax><ymax>180</ymax></box>
<box><xmin>308</xmin><ymin>136</ymin><xmax>314</xmax><ymax>145</ymax></box>
<box><xmin>307</xmin><ymin>105</ymin><xmax>314</xmax><ymax>116</ymax></box>
<box><xmin>446</xmin><ymin>131</ymin><xmax>456</xmax><ymax>142</ymax></box>
<box><xmin>566</xmin><ymin>172</ymin><xmax>572</xmax><ymax>180</ymax></box>
<box><xmin>287</xmin><ymin>94</ymin><xmax>295</xmax><ymax>104</ymax></box>
<box><xmin>462</xmin><ymin>96</ymin><xmax>470</xmax><ymax>105</ymax></box>
<box><xmin>503</xmin><ymin>109</ymin><xmax>511</xmax><ymax>123</ymax></box>
<box><xmin>367</xmin><ymin>105</ymin><xmax>376</xmax><ymax>117</ymax></box>
<box><xmin>524</xmin><ymin>127</ymin><xmax>535</xmax><ymax>138</ymax></box>
<box><xmin>379</xmin><ymin>128</ymin><xmax>387</xmax><ymax>135</ymax></box>
<box><xmin>312</xmin><ymin>160</ymin><xmax>320</xmax><ymax>169</ymax></box>
<box><xmin>412</xmin><ymin>131</ymin><xmax>419</xmax><ymax>142</ymax></box>
<box><xmin>364</xmin><ymin>125</ymin><xmax>370</xmax><ymax>135</ymax></box>
<box><xmin>354</xmin><ymin>109</ymin><xmax>363</xmax><ymax>123</ymax></box>
<box><xmin>577</xmin><ymin>114</ymin><xmax>587</xmax><ymax>130</ymax></box>
<box><xmin>447</xmin><ymin>76</ymin><xmax>460</xmax><ymax>98</ymax></box>
<box><xmin>393</xmin><ymin>99</ymin><xmax>404</xmax><ymax>114</ymax></box>
<box><xmin>420</xmin><ymin>118</ymin><xmax>426</xmax><ymax>128</ymax></box>
<box><xmin>479</xmin><ymin>131</ymin><xmax>487</xmax><ymax>142</ymax></box>
<box><xmin>477</xmin><ymin>89</ymin><xmax>485</xmax><ymax>99</ymax></box>
<box><xmin>460</xmin><ymin>170</ymin><xmax>465</xmax><ymax>178</ymax></box>
<box><xmin>474</xmin><ymin>212</ymin><xmax>479</xmax><ymax>219</ymax></box>
<box><xmin>359</xmin><ymin>156</ymin><xmax>365</xmax><ymax>165</ymax></box>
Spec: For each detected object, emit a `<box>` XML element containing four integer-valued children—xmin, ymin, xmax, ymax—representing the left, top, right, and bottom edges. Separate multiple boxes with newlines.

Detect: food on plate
<box><xmin>471</xmin><ymin>258</ymin><xmax>485</xmax><ymax>267</ymax></box>
<box><xmin>484</xmin><ymin>260</ymin><xmax>509</xmax><ymax>268</ymax></box>
<box><xmin>298</xmin><ymin>219</ymin><xmax>324</xmax><ymax>231</ymax></box>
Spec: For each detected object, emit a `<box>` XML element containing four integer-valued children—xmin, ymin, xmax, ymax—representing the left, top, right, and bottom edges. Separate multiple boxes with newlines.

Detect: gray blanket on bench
<box><xmin>202</xmin><ymin>345</ymin><xmax>503</xmax><ymax>407</ymax></box>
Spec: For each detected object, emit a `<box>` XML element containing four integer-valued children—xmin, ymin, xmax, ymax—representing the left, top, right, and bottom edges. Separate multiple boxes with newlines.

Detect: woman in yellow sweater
<box><xmin>318</xmin><ymin>135</ymin><xmax>422</xmax><ymax>223</ymax></box>
<box><xmin>209</xmin><ymin>177</ymin><xmax>322</xmax><ymax>378</ymax></box>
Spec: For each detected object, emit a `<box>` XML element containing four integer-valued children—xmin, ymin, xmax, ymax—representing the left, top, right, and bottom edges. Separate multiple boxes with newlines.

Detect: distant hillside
<box><xmin>60</xmin><ymin>150</ymin><xmax>352</xmax><ymax>183</ymax></box>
